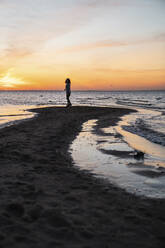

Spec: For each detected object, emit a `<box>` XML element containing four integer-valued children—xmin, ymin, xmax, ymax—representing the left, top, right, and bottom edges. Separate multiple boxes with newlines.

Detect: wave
<box><xmin>116</xmin><ymin>98</ymin><xmax>149</xmax><ymax>103</ymax></box>
<box><xmin>122</xmin><ymin>118</ymin><xmax>165</xmax><ymax>146</ymax></box>
<box><xmin>96</xmin><ymin>96</ymin><xmax>112</xmax><ymax>100</ymax></box>
<box><xmin>116</xmin><ymin>100</ymin><xmax>152</xmax><ymax>107</ymax></box>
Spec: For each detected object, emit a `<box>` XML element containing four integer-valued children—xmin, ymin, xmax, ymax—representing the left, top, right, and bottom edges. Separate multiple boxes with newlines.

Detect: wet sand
<box><xmin>0</xmin><ymin>106</ymin><xmax>165</xmax><ymax>248</ymax></box>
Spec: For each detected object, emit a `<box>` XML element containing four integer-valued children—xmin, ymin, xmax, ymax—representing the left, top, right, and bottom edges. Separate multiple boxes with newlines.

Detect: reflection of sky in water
<box><xmin>0</xmin><ymin>105</ymin><xmax>36</xmax><ymax>128</ymax></box>
<box><xmin>71</xmin><ymin>119</ymin><xmax>165</xmax><ymax>199</ymax></box>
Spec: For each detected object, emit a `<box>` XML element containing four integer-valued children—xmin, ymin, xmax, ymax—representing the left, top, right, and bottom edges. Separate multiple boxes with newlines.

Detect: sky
<box><xmin>0</xmin><ymin>0</ymin><xmax>164</xmax><ymax>90</ymax></box>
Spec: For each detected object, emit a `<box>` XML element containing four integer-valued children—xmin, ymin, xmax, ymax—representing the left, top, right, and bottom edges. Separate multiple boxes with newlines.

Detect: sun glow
<box><xmin>0</xmin><ymin>71</ymin><xmax>28</xmax><ymax>88</ymax></box>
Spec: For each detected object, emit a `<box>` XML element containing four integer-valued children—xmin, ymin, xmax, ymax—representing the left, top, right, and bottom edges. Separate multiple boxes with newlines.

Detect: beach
<box><xmin>0</xmin><ymin>106</ymin><xmax>165</xmax><ymax>248</ymax></box>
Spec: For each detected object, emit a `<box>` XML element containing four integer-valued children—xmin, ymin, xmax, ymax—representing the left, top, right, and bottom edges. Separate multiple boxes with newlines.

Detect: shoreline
<box><xmin>0</xmin><ymin>106</ymin><xmax>165</xmax><ymax>247</ymax></box>
<box><xmin>0</xmin><ymin>105</ymin><xmax>36</xmax><ymax>130</ymax></box>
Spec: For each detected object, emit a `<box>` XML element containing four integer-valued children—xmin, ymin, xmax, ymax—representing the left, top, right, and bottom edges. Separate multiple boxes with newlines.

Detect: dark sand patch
<box><xmin>0</xmin><ymin>106</ymin><xmax>164</xmax><ymax>248</ymax></box>
<box><xmin>131</xmin><ymin>169</ymin><xmax>165</xmax><ymax>178</ymax></box>
<box><xmin>99</xmin><ymin>148</ymin><xmax>133</xmax><ymax>158</ymax></box>
<box><xmin>127</xmin><ymin>162</ymin><xmax>152</xmax><ymax>168</ymax></box>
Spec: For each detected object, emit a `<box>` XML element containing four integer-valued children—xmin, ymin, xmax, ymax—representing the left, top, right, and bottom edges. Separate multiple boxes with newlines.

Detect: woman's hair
<box><xmin>65</xmin><ymin>78</ymin><xmax>71</xmax><ymax>84</ymax></box>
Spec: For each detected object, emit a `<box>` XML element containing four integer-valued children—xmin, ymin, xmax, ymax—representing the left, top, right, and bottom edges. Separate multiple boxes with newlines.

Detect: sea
<box><xmin>1</xmin><ymin>90</ymin><xmax>165</xmax><ymax>198</ymax></box>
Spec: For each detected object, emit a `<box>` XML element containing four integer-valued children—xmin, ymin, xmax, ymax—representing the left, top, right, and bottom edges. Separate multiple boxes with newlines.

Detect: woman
<box><xmin>65</xmin><ymin>78</ymin><xmax>72</xmax><ymax>107</ymax></box>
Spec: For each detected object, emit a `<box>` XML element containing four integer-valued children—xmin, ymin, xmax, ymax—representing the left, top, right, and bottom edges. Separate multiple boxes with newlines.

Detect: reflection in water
<box><xmin>0</xmin><ymin>105</ymin><xmax>36</xmax><ymax>128</ymax></box>
<box><xmin>71</xmin><ymin>118</ymin><xmax>165</xmax><ymax>199</ymax></box>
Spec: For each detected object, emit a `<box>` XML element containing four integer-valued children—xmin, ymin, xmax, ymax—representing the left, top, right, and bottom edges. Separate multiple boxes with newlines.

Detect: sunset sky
<box><xmin>0</xmin><ymin>0</ymin><xmax>164</xmax><ymax>90</ymax></box>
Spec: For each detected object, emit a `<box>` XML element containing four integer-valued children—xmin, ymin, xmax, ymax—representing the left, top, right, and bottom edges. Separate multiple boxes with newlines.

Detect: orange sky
<box><xmin>0</xmin><ymin>0</ymin><xmax>165</xmax><ymax>91</ymax></box>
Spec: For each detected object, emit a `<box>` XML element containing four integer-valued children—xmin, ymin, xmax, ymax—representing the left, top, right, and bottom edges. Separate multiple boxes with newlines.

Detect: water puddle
<box><xmin>70</xmin><ymin>117</ymin><xmax>165</xmax><ymax>199</ymax></box>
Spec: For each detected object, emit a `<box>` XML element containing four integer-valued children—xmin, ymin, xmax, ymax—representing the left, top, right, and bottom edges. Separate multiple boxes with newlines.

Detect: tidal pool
<box><xmin>70</xmin><ymin>116</ymin><xmax>165</xmax><ymax>199</ymax></box>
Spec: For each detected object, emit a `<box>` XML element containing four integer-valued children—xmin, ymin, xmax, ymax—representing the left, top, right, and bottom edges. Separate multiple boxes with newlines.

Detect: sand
<box><xmin>0</xmin><ymin>106</ymin><xmax>165</xmax><ymax>248</ymax></box>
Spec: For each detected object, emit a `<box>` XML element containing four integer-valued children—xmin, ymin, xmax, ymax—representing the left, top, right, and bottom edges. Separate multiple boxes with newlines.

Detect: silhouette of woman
<box><xmin>65</xmin><ymin>78</ymin><xmax>72</xmax><ymax>107</ymax></box>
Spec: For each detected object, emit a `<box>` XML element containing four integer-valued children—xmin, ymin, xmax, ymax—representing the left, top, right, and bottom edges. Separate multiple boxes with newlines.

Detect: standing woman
<box><xmin>65</xmin><ymin>78</ymin><xmax>72</xmax><ymax>107</ymax></box>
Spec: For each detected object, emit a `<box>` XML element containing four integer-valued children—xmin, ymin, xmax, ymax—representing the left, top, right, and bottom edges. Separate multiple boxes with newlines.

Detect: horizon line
<box><xmin>0</xmin><ymin>89</ymin><xmax>165</xmax><ymax>92</ymax></box>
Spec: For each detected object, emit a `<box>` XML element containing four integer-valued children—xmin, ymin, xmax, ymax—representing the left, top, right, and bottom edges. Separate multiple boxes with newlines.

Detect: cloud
<box><xmin>0</xmin><ymin>0</ymin><xmax>101</xmax><ymax>62</ymax></box>
<box><xmin>85</xmin><ymin>0</ymin><xmax>129</xmax><ymax>7</ymax></box>
<box><xmin>95</xmin><ymin>68</ymin><xmax>165</xmax><ymax>73</ymax></box>
<box><xmin>128</xmin><ymin>32</ymin><xmax>165</xmax><ymax>46</ymax></box>
<box><xmin>86</xmin><ymin>0</ymin><xmax>165</xmax><ymax>8</ymax></box>
<box><xmin>60</xmin><ymin>40</ymin><xmax>127</xmax><ymax>53</ymax></box>
<box><xmin>60</xmin><ymin>30</ymin><xmax>165</xmax><ymax>53</ymax></box>
<box><xmin>58</xmin><ymin>31</ymin><xmax>165</xmax><ymax>54</ymax></box>
<box><xmin>151</xmin><ymin>33</ymin><xmax>165</xmax><ymax>42</ymax></box>
<box><xmin>4</xmin><ymin>46</ymin><xmax>34</xmax><ymax>59</ymax></box>
<box><xmin>0</xmin><ymin>0</ymin><xmax>142</xmax><ymax>62</ymax></box>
